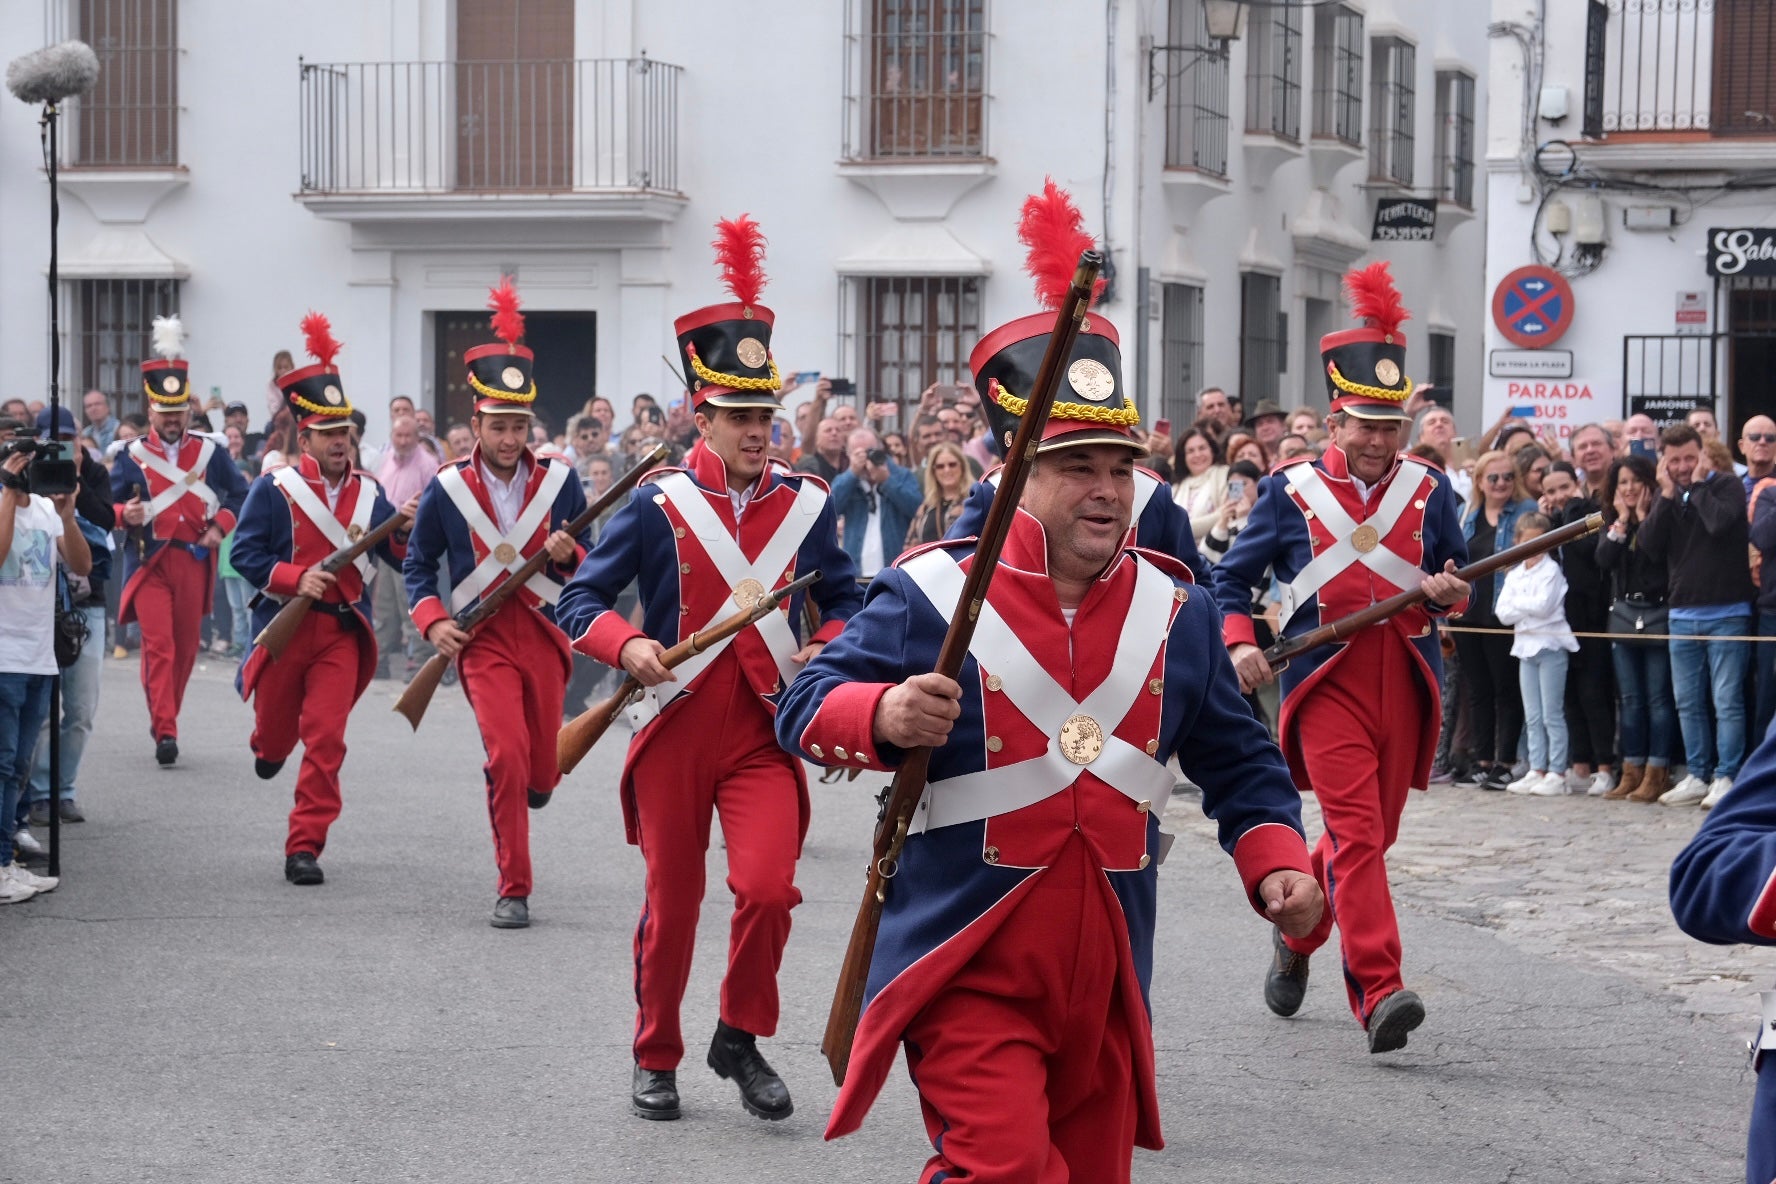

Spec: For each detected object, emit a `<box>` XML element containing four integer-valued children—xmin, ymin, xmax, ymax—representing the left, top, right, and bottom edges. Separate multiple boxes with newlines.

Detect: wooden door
<box><xmin>456</xmin><ymin>0</ymin><xmax>574</xmax><ymax>189</ymax></box>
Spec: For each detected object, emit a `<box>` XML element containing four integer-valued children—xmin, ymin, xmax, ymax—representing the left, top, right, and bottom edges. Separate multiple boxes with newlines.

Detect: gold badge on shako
<box><xmin>501</xmin><ymin>366</ymin><xmax>526</xmax><ymax>391</ymax></box>
<box><xmin>1374</xmin><ymin>359</ymin><xmax>1401</xmax><ymax>387</ymax></box>
<box><xmin>1067</xmin><ymin>358</ymin><xmax>1116</xmax><ymax>402</ymax></box>
<box><xmin>736</xmin><ymin>337</ymin><xmax>768</xmax><ymax>369</ymax></box>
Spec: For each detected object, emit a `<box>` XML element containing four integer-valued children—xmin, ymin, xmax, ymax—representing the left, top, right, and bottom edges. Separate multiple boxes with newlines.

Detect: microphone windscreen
<box><xmin>6</xmin><ymin>41</ymin><xmax>100</xmax><ymax>105</ymax></box>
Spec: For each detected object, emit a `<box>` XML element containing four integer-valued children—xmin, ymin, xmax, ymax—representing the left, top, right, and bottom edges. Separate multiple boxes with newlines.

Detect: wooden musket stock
<box><xmin>392</xmin><ymin>443</ymin><xmax>669</xmax><ymax>730</ymax></box>
<box><xmin>554</xmin><ymin>568</ymin><xmax>823</xmax><ymax>776</ymax></box>
<box><xmin>821</xmin><ymin>251</ymin><xmax>1105</xmax><ymax>1087</ymax></box>
<box><xmin>1262</xmin><ymin>511</ymin><xmax>1605</xmax><ymax>670</ymax></box>
<box><xmin>252</xmin><ymin>512</ymin><xmax>409</xmax><ymax>661</ymax></box>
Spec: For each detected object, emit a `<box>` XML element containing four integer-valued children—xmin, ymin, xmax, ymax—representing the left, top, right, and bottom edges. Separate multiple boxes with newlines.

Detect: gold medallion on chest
<box><xmin>1059</xmin><ymin>713</ymin><xmax>1105</xmax><ymax>765</ymax></box>
<box><xmin>493</xmin><ymin>542</ymin><xmax>519</xmax><ymax>565</ymax></box>
<box><xmin>1350</xmin><ymin>524</ymin><xmax>1381</xmax><ymax>553</ymax></box>
<box><xmin>732</xmin><ymin>577</ymin><xmax>766</xmax><ymax>609</ymax></box>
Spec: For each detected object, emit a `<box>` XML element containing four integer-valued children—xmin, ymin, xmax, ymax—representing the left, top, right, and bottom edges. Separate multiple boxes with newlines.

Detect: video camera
<box><xmin>0</xmin><ymin>436</ymin><xmax>79</xmax><ymax>496</ymax></box>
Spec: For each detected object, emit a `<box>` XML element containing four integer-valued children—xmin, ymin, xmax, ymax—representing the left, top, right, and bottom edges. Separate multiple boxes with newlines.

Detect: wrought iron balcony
<box><xmin>1590</xmin><ymin>0</ymin><xmax>1776</xmax><ymax>137</ymax></box>
<box><xmin>298</xmin><ymin>57</ymin><xmax>681</xmax><ymax>196</ymax></box>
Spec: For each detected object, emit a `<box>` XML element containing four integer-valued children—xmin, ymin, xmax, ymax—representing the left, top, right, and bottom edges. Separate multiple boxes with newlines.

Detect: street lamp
<box><xmin>1205</xmin><ymin>0</ymin><xmax>1250</xmax><ymax>43</ymax></box>
<box><xmin>1148</xmin><ymin>0</ymin><xmax>1247</xmax><ymax>101</ymax></box>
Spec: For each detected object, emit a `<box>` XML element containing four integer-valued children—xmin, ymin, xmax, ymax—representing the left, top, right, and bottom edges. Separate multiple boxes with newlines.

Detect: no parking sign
<box><xmin>1491</xmin><ymin>266</ymin><xmax>1575</xmax><ymax>349</ymax></box>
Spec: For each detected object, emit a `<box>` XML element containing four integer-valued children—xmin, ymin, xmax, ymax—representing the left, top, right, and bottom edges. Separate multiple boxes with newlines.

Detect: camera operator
<box><xmin>0</xmin><ymin>428</ymin><xmax>92</xmax><ymax>901</ymax></box>
<box><xmin>22</xmin><ymin>408</ymin><xmax>114</xmax><ymax>828</ymax></box>
<box><xmin>831</xmin><ymin>427</ymin><xmax>919</xmax><ymax>578</ymax></box>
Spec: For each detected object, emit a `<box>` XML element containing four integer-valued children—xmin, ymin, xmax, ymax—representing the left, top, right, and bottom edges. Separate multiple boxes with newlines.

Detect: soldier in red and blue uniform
<box><xmin>111</xmin><ymin>315</ymin><xmax>249</xmax><ymax>766</ymax></box>
<box><xmin>1210</xmin><ymin>262</ymin><xmax>1470</xmax><ymax>1054</ymax></box>
<box><xmin>403</xmin><ymin>279</ymin><xmax>590</xmax><ymax>931</ymax></box>
<box><xmin>557</xmin><ymin>216</ymin><xmax>862</xmax><ymax>1124</ymax></box>
<box><xmin>232</xmin><ymin>314</ymin><xmax>415</xmax><ymax>887</ymax></box>
<box><xmin>776</xmin><ymin>182</ymin><xmax>1323</xmax><ymax>1183</ymax></box>
<box><xmin>1672</xmin><ymin>728</ymin><xmax>1776</xmax><ymax>1183</ymax></box>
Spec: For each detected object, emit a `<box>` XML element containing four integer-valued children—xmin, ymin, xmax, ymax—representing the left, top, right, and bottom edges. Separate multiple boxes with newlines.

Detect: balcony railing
<box><xmin>298</xmin><ymin>57</ymin><xmax>681</xmax><ymax>196</ymax></box>
<box><xmin>1594</xmin><ymin>0</ymin><xmax>1776</xmax><ymax>136</ymax></box>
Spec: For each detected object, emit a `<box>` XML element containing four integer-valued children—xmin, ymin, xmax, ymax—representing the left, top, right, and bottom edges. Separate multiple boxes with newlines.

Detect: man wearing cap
<box><xmin>233</xmin><ymin>314</ymin><xmax>416</xmax><ymax>886</ymax></box>
<box><xmin>1246</xmin><ymin>399</ymin><xmax>1288</xmax><ymax>452</ymax></box>
<box><xmin>777</xmin><ymin>181</ymin><xmax>1320</xmax><ymax>1182</ymax></box>
<box><xmin>111</xmin><ymin>316</ymin><xmax>249</xmax><ymax>766</ymax></box>
<box><xmin>1211</xmin><ymin>262</ymin><xmax>1470</xmax><ymax>1054</ymax></box>
<box><xmin>557</xmin><ymin>215</ymin><xmax>862</xmax><ymax>1124</ymax></box>
<box><xmin>405</xmin><ymin>280</ymin><xmax>591</xmax><ymax>930</ymax></box>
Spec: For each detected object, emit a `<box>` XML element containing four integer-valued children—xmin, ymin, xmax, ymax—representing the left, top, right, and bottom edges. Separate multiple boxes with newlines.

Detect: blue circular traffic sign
<box><xmin>1492</xmin><ymin>266</ymin><xmax>1575</xmax><ymax>349</ymax></box>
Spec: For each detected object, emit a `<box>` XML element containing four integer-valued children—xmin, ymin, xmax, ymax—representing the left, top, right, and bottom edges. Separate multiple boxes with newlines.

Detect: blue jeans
<box><xmin>223</xmin><ymin>576</ymin><xmax>253</xmax><ymax>653</ymax></box>
<box><xmin>1519</xmin><ymin>649</ymin><xmax>1571</xmax><ymax>773</ymax></box>
<box><xmin>1612</xmin><ymin>639</ymin><xmax>1677</xmax><ymax>766</ymax></box>
<box><xmin>0</xmin><ymin>672</ymin><xmax>53</xmax><ymax>865</ymax></box>
<box><xmin>27</xmin><ymin>603</ymin><xmax>105</xmax><ymax>804</ymax></box>
<box><xmin>1669</xmin><ymin>615</ymin><xmax>1752</xmax><ymax>781</ymax></box>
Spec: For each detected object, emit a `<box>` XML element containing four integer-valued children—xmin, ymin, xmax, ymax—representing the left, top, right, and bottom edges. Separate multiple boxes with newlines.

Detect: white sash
<box><xmin>438</xmin><ymin>461</ymin><xmax>571</xmax><ymax>614</ymax></box>
<box><xmin>1279</xmin><ymin>460</ymin><xmax>1430</xmax><ymax>630</ymax></box>
<box><xmin>626</xmin><ymin>471</ymin><xmax>826</xmax><ymax>727</ymax></box>
<box><xmin>898</xmin><ymin>549</ymin><xmax>1177</xmax><ymax>834</ymax></box>
<box><xmin>986</xmin><ymin>467</ymin><xmax>1162</xmax><ymax>520</ymax></box>
<box><xmin>131</xmin><ymin>437</ymin><xmax>219</xmax><ymax>521</ymax></box>
<box><xmin>271</xmin><ymin>467</ymin><xmax>377</xmax><ymax>580</ymax></box>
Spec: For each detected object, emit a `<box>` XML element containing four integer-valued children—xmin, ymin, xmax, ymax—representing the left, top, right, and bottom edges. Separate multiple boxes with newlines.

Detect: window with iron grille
<box><xmin>1163</xmin><ymin>0</ymin><xmax>1230</xmax><ymax>175</ymax></box>
<box><xmin>1240</xmin><ymin>273</ymin><xmax>1283</xmax><ymax>405</ymax></box>
<box><xmin>845</xmin><ymin>0</ymin><xmax>987</xmax><ymax>160</ymax></box>
<box><xmin>1369</xmin><ymin>37</ymin><xmax>1415</xmax><ymax>185</ymax></box>
<box><xmin>842</xmin><ymin>276</ymin><xmax>983</xmax><ymax>418</ymax></box>
<box><xmin>67</xmin><ymin>278</ymin><xmax>181</xmax><ymax>419</ymax></box>
<box><xmin>1428</xmin><ymin>330</ymin><xmax>1456</xmax><ymax>409</ymax></box>
<box><xmin>1245</xmin><ymin>2</ymin><xmax>1301</xmax><ymax>141</ymax></box>
<box><xmin>72</xmin><ymin>0</ymin><xmax>178</xmax><ymax>167</ymax></box>
<box><xmin>1434</xmin><ymin>70</ymin><xmax>1475</xmax><ymax>207</ymax></box>
<box><xmin>1160</xmin><ymin>283</ymin><xmax>1206</xmax><ymax>431</ymax></box>
<box><xmin>1312</xmin><ymin>3</ymin><xmax>1363</xmax><ymax>146</ymax></box>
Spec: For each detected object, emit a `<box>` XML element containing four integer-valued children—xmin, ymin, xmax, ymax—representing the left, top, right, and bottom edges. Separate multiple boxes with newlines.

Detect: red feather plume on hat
<box><xmin>487</xmin><ymin>277</ymin><xmax>525</xmax><ymax>348</ymax></box>
<box><xmin>1344</xmin><ymin>261</ymin><xmax>1410</xmax><ymax>339</ymax></box>
<box><xmin>712</xmin><ymin>214</ymin><xmax>767</xmax><ymax>308</ymax></box>
<box><xmin>300</xmin><ymin>312</ymin><xmax>341</xmax><ymax>369</ymax></box>
<box><xmin>1018</xmin><ymin>178</ymin><xmax>1106</xmax><ymax>310</ymax></box>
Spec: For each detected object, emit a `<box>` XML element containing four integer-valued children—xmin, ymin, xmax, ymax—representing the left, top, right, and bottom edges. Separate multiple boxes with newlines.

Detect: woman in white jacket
<box><xmin>1494</xmin><ymin>511</ymin><xmax>1581</xmax><ymax>796</ymax></box>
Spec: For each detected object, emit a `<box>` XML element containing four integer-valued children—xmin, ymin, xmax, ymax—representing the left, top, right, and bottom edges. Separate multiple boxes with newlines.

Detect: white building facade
<box><xmin>0</xmin><ymin>0</ymin><xmax>1490</xmax><ymax>443</ymax></box>
<box><xmin>1483</xmin><ymin>0</ymin><xmax>1776</xmax><ymax>444</ymax></box>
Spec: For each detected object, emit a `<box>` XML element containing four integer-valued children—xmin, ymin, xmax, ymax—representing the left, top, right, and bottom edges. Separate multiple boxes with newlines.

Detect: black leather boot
<box><xmin>284</xmin><ymin>852</ymin><xmax>324</xmax><ymax>886</ymax></box>
<box><xmin>631</xmin><ymin>1065</ymin><xmax>680</xmax><ymax>1121</ymax></box>
<box><xmin>254</xmin><ymin>757</ymin><xmax>284</xmax><ymax>780</ymax></box>
<box><xmin>1366</xmin><ymin>989</ymin><xmax>1426</xmax><ymax>1054</ymax></box>
<box><xmin>707</xmin><ymin>1020</ymin><xmax>792</xmax><ymax>1120</ymax></box>
<box><xmin>155</xmin><ymin>736</ymin><xmax>178</xmax><ymax>766</ymax></box>
<box><xmin>1264</xmin><ymin>927</ymin><xmax>1310</xmax><ymax>1017</ymax></box>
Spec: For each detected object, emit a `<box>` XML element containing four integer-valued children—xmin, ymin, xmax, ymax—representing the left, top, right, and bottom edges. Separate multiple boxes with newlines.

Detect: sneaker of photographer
<box><xmin>12</xmin><ymin>828</ymin><xmax>44</xmax><ymax>861</ymax></box>
<box><xmin>7</xmin><ymin>863</ymin><xmax>57</xmax><ymax>893</ymax></box>
<box><xmin>0</xmin><ymin>864</ymin><xmax>39</xmax><ymax>904</ymax></box>
<box><xmin>1660</xmin><ymin>775</ymin><xmax>1709</xmax><ymax>806</ymax></box>
<box><xmin>1564</xmin><ymin>771</ymin><xmax>1590</xmax><ymax>794</ymax></box>
<box><xmin>1701</xmin><ymin>776</ymin><xmax>1734</xmax><ymax>810</ymax></box>
<box><xmin>1585</xmin><ymin>771</ymin><xmax>1616</xmax><ymax>797</ymax></box>
<box><xmin>1527</xmin><ymin>771</ymin><xmax>1571</xmax><ymax>797</ymax></box>
<box><xmin>1505</xmin><ymin>769</ymin><xmax>1543</xmax><ymax>795</ymax></box>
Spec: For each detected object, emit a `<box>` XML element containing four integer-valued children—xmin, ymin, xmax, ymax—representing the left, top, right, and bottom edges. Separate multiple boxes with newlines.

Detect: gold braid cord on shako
<box><xmin>288</xmin><ymin>389</ymin><xmax>352</xmax><ymax>420</ymax></box>
<box><xmin>1326</xmin><ymin>361</ymin><xmax>1414</xmax><ymax>405</ymax></box>
<box><xmin>467</xmin><ymin>370</ymin><xmax>538</xmax><ymax>405</ymax></box>
<box><xmin>686</xmin><ymin>344</ymin><xmax>783</xmax><ymax>393</ymax></box>
<box><xmin>145</xmin><ymin>379</ymin><xmax>185</xmax><ymax>405</ymax></box>
<box><xmin>994</xmin><ymin>384</ymin><xmax>1142</xmax><ymax>428</ymax></box>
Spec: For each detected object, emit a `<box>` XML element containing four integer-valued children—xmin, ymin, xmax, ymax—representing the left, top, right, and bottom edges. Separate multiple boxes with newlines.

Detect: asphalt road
<box><xmin>1</xmin><ymin>656</ymin><xmax>1758</xmax><ymax>1182</ymax></box>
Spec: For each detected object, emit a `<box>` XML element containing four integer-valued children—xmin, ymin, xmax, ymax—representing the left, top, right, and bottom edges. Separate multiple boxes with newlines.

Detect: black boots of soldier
<box><xmin>1366</xmin><ymin>989</ymin><xmax>1426</xmax><ymax>1055</ymax></box>
<box><xmin>155</xmin><ymin>736</ymin><xmax>178</xmax><ymax>767</ymax></box>
<box><xmin>284</xmin><ymin>852</ymin><xmax>323</xmax><ymax>886</ymax></box>
<box><xmin>707</xmin><ymin>1020</ymin><xmax>793</xmax><ymax>1120</ymax></box>
<box><xmin>631</xmin><ymin>1066</ymin><xmax>680</xmax><ymax>1121</ymax></box>
<box><xmin>1264</xmin><ymin>927</ymin><xmax>1310</xmax><ymax>1017</ymax></box>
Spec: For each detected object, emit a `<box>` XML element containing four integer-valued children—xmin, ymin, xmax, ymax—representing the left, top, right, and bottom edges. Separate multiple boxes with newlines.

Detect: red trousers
<box><xmin>134</xmin><ymin>549</ymin><xmax>208</xmax><ymax>740</ymax></box>
<box><xmin>457</xmin><ymin>605</ymin><xmax>566</xmax><ymax>899</ymax></box>
<box><xmin>249</xmin><ymin>612</ymin><xmax>364</xmax><ymax>857</ymax></box>
<box><xmin>1285</xmin><ymin>628</ymin><xmax>1425</xmax><ymax>1027</ymax></box>
<box><xmin>902</xmin><ymin>836</ymin><xmax>1137</xmax><ymax>1184</ymax></box>
<box><xmin>630</xmin><ymin>649</ymin><xmax>802</xmax><ymax>1070</ymax></box>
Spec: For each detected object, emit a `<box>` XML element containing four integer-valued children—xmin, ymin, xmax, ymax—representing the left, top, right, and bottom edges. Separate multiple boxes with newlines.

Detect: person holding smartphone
<box><xmin>1202</xmin><ymin>459</ymin><xmax>1261</xmax><ymax>563</ymax></box>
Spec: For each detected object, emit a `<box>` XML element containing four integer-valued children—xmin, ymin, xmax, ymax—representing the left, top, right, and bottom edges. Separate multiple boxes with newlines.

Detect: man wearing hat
<box><xmin>777</xmin><ymin>182</ymin><xmax>1320</xmax><ymax>1181</ymax></box>
<box><xmin>1245</xmin><ymin>399</ymin><xmax>1288</xmax><ymax>452</ymax></box>
<box><xmin>111</xmin><ymin>316</ymin><xmax>250</xmax><ymax>766</ymax></box>
<box><xmin>1210</xmin><ymin>261</ymin><xmax>1470</xmax><ymax>1054</ymax></box>
<box><xmin>557</xmin><ymin>215</ymin><xmax>862</xmax><ymax>1123</ymax></box>
<box><xmin>232</xmin><ymin>314</ymin><xmax>417</xmax><ymax>886</ymax></box>
<box><xmin>405</xmin><ymin>279</ymin><xmax>590</xmax><ymax>929</ymax></box>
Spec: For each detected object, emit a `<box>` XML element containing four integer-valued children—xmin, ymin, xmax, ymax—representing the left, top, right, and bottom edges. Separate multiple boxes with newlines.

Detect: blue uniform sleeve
<box><xmin>209</xmin><ymin>446</ymin><xmax>249</xmax><ymax>522</ymax></box>
<box><xmin>1138</xmin><ymin>485</ymin><xmax>1208</xmax><ymax>580</ymax></box>
<box><xmin>1671</xmin><ymin>735</ymin><xmax>1776</xmax><ymax>946</ymax></box>
<box><xmin>111</xmin><ymin>451</ymin><xmax>145</xmax><ymax>504</ymax></box>
<box><xmin>402</xmin><ymin>478</ymin><xmax>451</xmax><ymax>619</ymax></box>
<box><xmin>944</xmin><ymin>479</ymin><xmax>991</xmax><ymax>541</ymax></box>
<box><xmin>229</xmin><ymin>477</ymin><xmax>291</xmax><ymax>592</ymax></box>
<box><xmin>556</xmin><ymin>486</ymin><xmax>650</xmax><ymax>643</ymax></box>
<box><xmin>777</xmin><ymin>569</ymin><xmax>919</xmax><ymax>768</ymax></box>
<box><xmin>805</xmin><ymin>495</ymin><xmax>865</xmax><ymax>636</ymax></box>
<box><xmin>369</xmin><ymin>485</ymin><xmax>405</xmax><ymax>572</ymax></box>
<box><xmin>1210</xmin><ymin>473</ymin><xmax>1287</xmax><ymax>626</ymax></box>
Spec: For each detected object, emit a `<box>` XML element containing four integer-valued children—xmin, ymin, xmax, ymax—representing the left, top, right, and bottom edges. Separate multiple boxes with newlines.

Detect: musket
<box><xmin>393</xmin><ymin>443</ymin><xmax>669</xmax><ymax>730</ymax></box>
<box><xmin>822</xmin><ymin>250</ymin><xmax>1104</xmax><ymax>1086</ymax></box>
<box><xmin>555</xmin><ymin>569</ymin><xmax>823</xmax><ymax>776</ymax></box>
<box><xmin>252</xmin><ymin>511</ymin><xmax>410</xmax><ymax>660</ymax></box>
<box><xmin>1263</xmin><ymin>511</ymin><xmax>1605</xmax><ymax>670</ymax></box>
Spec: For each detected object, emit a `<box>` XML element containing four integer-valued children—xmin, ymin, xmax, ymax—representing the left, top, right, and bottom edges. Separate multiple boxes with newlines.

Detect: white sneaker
<box><xmin>1527</xmin><ymin>771</ymin><xmax>1570</xmax><ymax>796</ymax></box>
<box><xmin>1701</xmin><ymin>776</ymin><xmax>1735</xmax><ymax>810</ymax></box>
<box><xmin>1660</xmin><ymin>775</ymin><xmax>1710</xmax><ymax>806</ymax></box>
<box><xmin>1505</xmin><ymin>770</ymin><xmax>1544</xmax><ymax>794</ymax></box>
<box><xmin>1564</xmin><ymin>771</ymin><xmax>1588</xmax><ymax>793</ymax></box>
<box><xmin>1585</xmin><ymin>772</ymin><xmax>1616</xmax><ymax>797</ymax></box>
<box><xmin>12</xmin><ymin>827</ymin><xmax>43</xmax><ymax>859</ymax></box>
<box><xmin>0</xmin><ymin>864</ymin><xmax>39</xmax><ymax>904</ymax></box>
<box><xmin>6</xmin><ymin>863</ymin><xmax>56</xmax><ymax>893</ymax></box>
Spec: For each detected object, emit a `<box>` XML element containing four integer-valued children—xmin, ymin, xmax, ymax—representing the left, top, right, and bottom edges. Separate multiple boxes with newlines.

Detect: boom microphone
<box><xmin>6</xmin><ymin>41</ymin><xmax>100</xmax><ymax>105</ymax></box>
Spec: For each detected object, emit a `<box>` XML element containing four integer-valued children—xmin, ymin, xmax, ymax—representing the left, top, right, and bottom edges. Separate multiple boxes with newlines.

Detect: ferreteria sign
<box><xmin>1372</xmin><ymin>197</ymin><xmax>1437</xmax><ymax>242</ymax></box>
<box><xmin>1706</xmin><ymin>228</ymin><xmax>1776</xmax><ymax>277</ymax></box>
